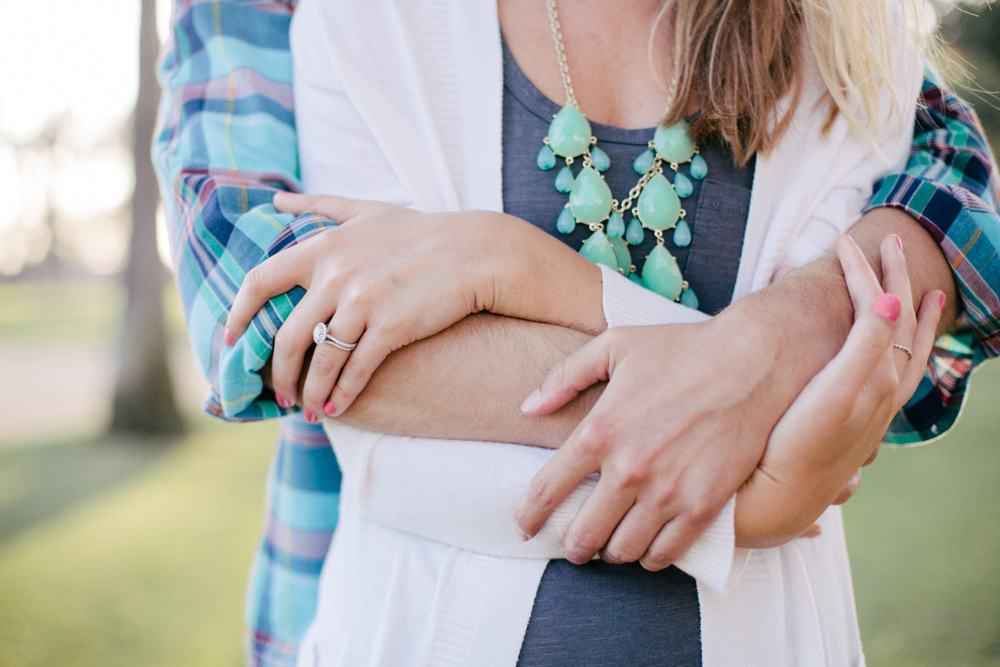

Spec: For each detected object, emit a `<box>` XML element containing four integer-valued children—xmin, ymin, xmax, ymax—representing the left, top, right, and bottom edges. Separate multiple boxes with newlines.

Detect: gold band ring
<box><xmin>892</xmin><ymin>343</ymin><xmax>913</xmax><ymax>362</ymax></box>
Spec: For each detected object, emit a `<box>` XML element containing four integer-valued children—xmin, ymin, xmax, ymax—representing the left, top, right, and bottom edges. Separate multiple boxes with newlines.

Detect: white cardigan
<box><xmin>288</xmin><ymin>0</ymin><xmax>921</xmax><ymax>665</ymax></box>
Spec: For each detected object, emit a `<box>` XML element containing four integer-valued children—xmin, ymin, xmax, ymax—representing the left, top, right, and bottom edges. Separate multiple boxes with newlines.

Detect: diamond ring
<box><xmin>313</xmin><ymin>323</ymin><xmax>358</xmax><ymax>352</ymax></box>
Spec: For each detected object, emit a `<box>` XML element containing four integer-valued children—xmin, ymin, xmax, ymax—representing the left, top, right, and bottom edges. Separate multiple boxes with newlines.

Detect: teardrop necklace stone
<box><xmin>610</xmin><ymin>236</ymin><xmax>632</xmax><ymax>275</ymax></box>
<box><xmin>636</xmin><ymin>172</ymin><xmax>681</xmax><ymax>231</ymax></box>
<box><xmin>590</xmin><ymin>145</ymin><xmax>611</xmax><ymax>172</ymax></box>
<box><xmin>641</xmin><ymin>244</ymin><xmax>684</xmax><ymax>301</ymax></box>
<box><xmin>690</xmin><ymin>154</ymin><xmax>708</xmax><ymax>179</ymax></box>
<box><xmin>569</xmin><ymin>166</ymin><xmax>614</xmax><ymax>224</ymax></box>
<box><xmin>625</xmin><ymin>217</ymin><xmax>645</xmax><ymax>245</ymax></box>
<box><xmin>537</xmin><ymin>144</ymin><xmax>557</xmax><ymax>170</ymax></box>
<box><xmin>673</xmin><ymin>172</ymin><xmax>694</xmax><ymax>198</ymax></box>
<box><xmin>654</xmin><ymin>121</ymin><xmax>696</xmax><ymax>164</ymax></box>
<box><xmin>547</xmin><ymin>106</ymin><xmax>592</xmax><ymax>158</ymax></box>
<box><xmin>556</xmin><ymin>207</ymin><xmax>576</xmax><ymax>234</ymax></box>
<box><xmin>579</xmin><ymin>230</ymin><xmax>619</xmax><ymax>270</ymax></box>
<box><xmin>554</xmin><ymin>165</ymin><xmax>575</xmax><ymax>193</ymax></box>
<box><xmin>633</xmin><ymin>149</ymin><xmax>655</xmax><ymax>175</ymax></box>
<box><xmin>673</xmin><ymin>219</ymin><xmax>692</xmax><ymax>247</ymax></box>
<box><xmin>607</xmin><ymin>210</ymin><xmax>625</xmax><ymax>238</ymax></box>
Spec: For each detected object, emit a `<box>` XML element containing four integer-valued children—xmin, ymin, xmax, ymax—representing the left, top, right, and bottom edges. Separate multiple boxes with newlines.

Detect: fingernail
<box><xmin>272</xmin><ymin>191</ymin><xmax>290</xmax><ymax>207</ymax></box>
<box><xmin>276</xmin><ymin>395</ymin><xmax>293</xmax><ymax>409</ymax></box>
<box><xmin>324</xmin><ymin>401</ymin><xmax>337</xmax><ymax>417</ymax></box>
<box><xmin>939</xmin><ymin>293</ymin><xmax>947</xmax><ymax>311</ymax></box>
<box><xmin>303</xmin><ymin>411</ymin><xmax>321</xmax><ymax>424</ymax></box>
<box><xmin>895</xmin><ymin>235</ymin><xmax>904</xmax><ymax>253</ymax></box>
<box><xmin>224</xmin><ymin>330</ymin><xmax>236</xmax><ymax>347</ymax></box>
<box><xmin>513</xmin><ymin>524</ymin><xmax>530</xmax><ymax>542</ymax></box>
<box><xmin>873</xmin><ymin>293</ymin><xmax>901</xmax><ymax>323</ymax></box>
<box><xmin>520</xmin><ymin>389</ymin><xmax>542</xmax><ymax>413</ymax></box>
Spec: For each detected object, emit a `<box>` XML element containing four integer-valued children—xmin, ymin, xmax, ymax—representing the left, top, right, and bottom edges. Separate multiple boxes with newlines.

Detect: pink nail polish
<box><xmin>224</xmin><ymin>330</ymin><xmax>236</xmax><ymax>347</ymax></box>
<box><xmin>895</xmin><ymin>235</ymin><xmax>904</xmax><ymax>253</ymax></box>
<box><xmin>324</xmin><ymin>401</ymin><xmax>337</xmax><ymax>416</ymax></box>
<box><xmin>939</xmin><ymin>293</ymin><xmax>947</xmax><ymax>311</ymax></box>
<box><xmin>873</xmin><ymin>293</ymin><xmax>901</xmax><ymax>323</ymax></box>
<box><xmin>276</xmin><ymin>395</ymin><xmax>292</xmax><ymax>409</ymax></box>
<box><xmin>304</xmin><ymin>411</ymin><xmax>320</xmax><ymax>424</ymax></box>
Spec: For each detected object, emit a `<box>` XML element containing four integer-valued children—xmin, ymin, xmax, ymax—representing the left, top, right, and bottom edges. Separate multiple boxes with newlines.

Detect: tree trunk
<box><xmin>110</xmin><ymin>0</ymin><xmax>183</xmax><ymax>436</ymax></box>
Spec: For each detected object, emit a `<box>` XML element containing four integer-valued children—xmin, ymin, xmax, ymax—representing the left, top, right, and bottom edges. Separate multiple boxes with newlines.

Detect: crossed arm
<box><xmin>236</xmin><ymin>196</ymin><xmax>952</xmax><ymax>558</ymax></box>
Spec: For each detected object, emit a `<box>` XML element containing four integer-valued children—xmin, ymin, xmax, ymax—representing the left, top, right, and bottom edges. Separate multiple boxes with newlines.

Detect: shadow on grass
<box><xmin>0</xmin><ymin>437</ymin><xmax>175</xmax><ymax>544</ymax></box>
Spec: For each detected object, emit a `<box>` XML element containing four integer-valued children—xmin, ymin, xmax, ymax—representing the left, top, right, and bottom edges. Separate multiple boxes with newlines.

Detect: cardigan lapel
<box><xmin>318</xmin><ymin>0</ymin><xmax>504</xmax><ymax>215</ymax></box>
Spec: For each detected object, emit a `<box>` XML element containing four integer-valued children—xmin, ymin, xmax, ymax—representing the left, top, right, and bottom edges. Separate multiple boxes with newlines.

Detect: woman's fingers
<box><xmin>895</xmin><ymin>289</ymin><xmax>946</xmax><ymax>410</ymax></box>
<box><xmin>560</xmin><ymin>478</ymin><xmax>636</xmax><ymax>564</ymax></box>
<box><xmin>273</xmin><ymin>191</ymin><xmax>367</xmax><ymax>222</ymax></box>
<box><xmin>639</xmin><ymin>514</ymin><xmax>707</xmax><ymax>572</ymax></box>
<box><xmin>836</xmin><ymin>234</ymin><xmax>884</xmax><ymax>313</ymax></box>
<box><xmin>831</xmin><ymin>469</ymin><xmax>861</xmax><ymax>505</ymax></box>
<box><xmin>878</xmin><ymin>234</ymin><xmax>918</xmax><ymax>379</ymax></box>
<box><xmin>300</xmin><ymin>312</ymin><xmax>366</xmax><ymax>417</ymax></box>
<box><xmin>521</xmin><ymin>332</ymin><xmax>614</xmax><ymax>416</ymax></box>
<box><xmin>513</xmin><ymin>438</ymin><xmax>603</xmax><ymax>541</ymax></box>
<box><xmin>326</xmin><ymin>340</ymin><xmax>393</xmax><ymax>416</ymax></box>
<box><xmin>600</xmin><ymin>502</ymin><xmax>673</xmax><ymax>565</ymax></box>
<box><xmin>270</xmin><ymin>290</ymin><xmax>338</xmax><ymax>406</ymax></box>
<box><xmin>226</xmin><ymin>244</ymin><xmax>311</xmax><ymax>343</ymax></box>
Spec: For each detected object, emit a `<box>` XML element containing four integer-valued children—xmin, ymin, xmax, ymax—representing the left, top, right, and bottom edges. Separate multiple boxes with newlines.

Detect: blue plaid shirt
<box><xmin>153</xmin><ymin>1</ymin><xmax>1000</xmax><ymax>665</ymax></box>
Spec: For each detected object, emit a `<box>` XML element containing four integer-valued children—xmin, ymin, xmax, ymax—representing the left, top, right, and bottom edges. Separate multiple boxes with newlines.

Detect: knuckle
<box><xmin>309</xmin><ymin>349</ymin><xmax>342</xmax><ymax>376</ymax></box>
<box><xmin>526</xmin><ymin>477</ymin><xmax>555</xmax><ymax>510</ymax></box>
<box><xmin>648</xmin><ymin>481</ymin><xmax>679</xmax><ymax>510</ymax></box>
<box><xmin>610</xmin><ymin>463</ymin><xmax>645</xmax><ymax>491</ymax></box>
<box><xmin>605</xmin><ymin>542</ymin><xmax>642</xmax><ymax>564</ymax></box>
<box><xmin>244</xmin><ymin>266</ymin><xmax>268</xmax><ymax>297</ymax></box>
<box><xmin>640</xmin><ymin>553</ymin><xmax>672</xmax><ymax>572</ymax></box>
<box><xmin>273</xmin><ymin>329</ymin><xmax>300</xmax><ymax>360</ymax></box>
<box><xmin>688</xmin><ymin>492</ymin><xmax>726</xmax><ymax>527</ymax></box>
<box><xmin>568</xmin><ymin>528</ymin><xmax>604</xmax><ymax>554</ymax></box>
<box><xmin>574</xmin><ymin>420</ymin><xmax>614</xmax><ymax>458</ymax></box>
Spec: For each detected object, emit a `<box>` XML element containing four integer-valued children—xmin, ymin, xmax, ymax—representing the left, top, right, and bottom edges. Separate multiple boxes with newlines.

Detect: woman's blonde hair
<box><xmin>654</xmin><ymin>0</ymin><xmax>931</xmax><ymax>164</ymax></box>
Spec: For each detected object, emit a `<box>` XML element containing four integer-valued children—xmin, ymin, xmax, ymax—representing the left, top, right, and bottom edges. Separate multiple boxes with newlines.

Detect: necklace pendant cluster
<box><xmin>539</xmin><ymin>0</ymin><xmax>708</xmax><ymax>305</ymax></box>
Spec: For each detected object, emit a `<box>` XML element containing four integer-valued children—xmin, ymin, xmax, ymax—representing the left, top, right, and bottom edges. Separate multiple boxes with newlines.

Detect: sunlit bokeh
<box><xmin>0</xmin><ymin>0</ymin><xmax>171</xmax><ymax>276</ymax></box>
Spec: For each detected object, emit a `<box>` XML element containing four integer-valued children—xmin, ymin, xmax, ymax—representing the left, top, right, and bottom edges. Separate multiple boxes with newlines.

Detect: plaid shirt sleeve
<box><xmin>154</xmin><ymin>0</ymin><xmax>336</xmax><ymax>422</ymax></box>
<box><xmin>153</xmin><ymin>3</ymin><xmax>339</xmax><ymax>666</ymax></box>
<box><xmin>865</xmin><ymin>70</ymin><xmax>1000</xmax><ymax>444</ymax></box>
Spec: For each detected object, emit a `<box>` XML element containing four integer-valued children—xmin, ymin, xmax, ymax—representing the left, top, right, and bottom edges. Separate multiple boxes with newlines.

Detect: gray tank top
<box><xmin>501</xmin><ymin>41</ymin><xmax>755</xmax><ymax>666</ymax></box>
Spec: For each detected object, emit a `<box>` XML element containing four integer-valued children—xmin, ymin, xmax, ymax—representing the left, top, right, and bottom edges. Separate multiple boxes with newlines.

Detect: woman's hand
<box><xmin>224</xmin><ymin>193</ymin><xmax>604</xmax><ymax>420</ymax></box>
<box><xmin>512</xmin><ymin>315</ymin><xmax>785</xmax><ymax>569</ymax></box>
<box><xmin>513</xmin><ymin>234</ymin><xmax>941</xmax><ymax>569</ymax></box>
<box><xmin>225</xmin><ymin>193</ymin><xmax>503</xmax><ymax>418</ymax></box>
<box><xmin>735</xmin><ymin>234</ymin><xmax>945</xmax><ymax>547</ymax></box>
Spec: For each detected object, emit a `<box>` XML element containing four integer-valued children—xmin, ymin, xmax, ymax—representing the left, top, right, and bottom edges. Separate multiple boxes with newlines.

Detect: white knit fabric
<box><xmin>289</xmin><ymin>0</ymin><xmax>920</xmax><ymax>664</ymax></box>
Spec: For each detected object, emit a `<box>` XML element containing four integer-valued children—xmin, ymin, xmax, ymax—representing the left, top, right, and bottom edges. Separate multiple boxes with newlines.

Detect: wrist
<box><xmin>487</xmin><ymin>212</ymin><xmax>606</xmax><ymax>334</ymax></box>
<box><xmin>716</xmin><ymin>255</ymin><xmax>854</xmax><ymax>404</ymax></box>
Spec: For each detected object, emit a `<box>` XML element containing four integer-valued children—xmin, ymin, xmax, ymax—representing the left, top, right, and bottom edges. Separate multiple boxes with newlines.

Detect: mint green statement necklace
<box><xmin>537</xmin><ymin>0</ymin><xmax>707</xmax><ymax>305</ymax></box>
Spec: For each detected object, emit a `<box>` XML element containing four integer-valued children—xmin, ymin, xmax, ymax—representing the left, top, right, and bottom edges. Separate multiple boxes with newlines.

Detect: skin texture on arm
<box><xmin>314</xmin><ymin>206</ymin><xmax>954</xmax><ymax>445</ymax></box>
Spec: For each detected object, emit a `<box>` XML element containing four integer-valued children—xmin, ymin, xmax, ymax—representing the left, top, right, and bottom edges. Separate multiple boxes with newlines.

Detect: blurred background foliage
<box><xmin>0</xmin><ymin>1</ymin><xmax>998</xmax><ymax>666</ymax></box>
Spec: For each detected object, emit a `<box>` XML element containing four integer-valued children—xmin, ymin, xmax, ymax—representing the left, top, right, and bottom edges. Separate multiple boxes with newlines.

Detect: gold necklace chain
<box><xmin>543</xmin><ymin>0</ymin><xmax>666</xmax><ymax>221</ymax></box>
<box><xmin>544</xmin><ymin>0</ymin><xmax>578</xmax><ymax>109</ymax></box>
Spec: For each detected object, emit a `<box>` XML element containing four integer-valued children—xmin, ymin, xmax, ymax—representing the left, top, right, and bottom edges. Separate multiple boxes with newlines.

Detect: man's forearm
<box><xmin>337</xmin><ymin>313</ymin><xmax>600</xmax><ymax>447</ymax></box>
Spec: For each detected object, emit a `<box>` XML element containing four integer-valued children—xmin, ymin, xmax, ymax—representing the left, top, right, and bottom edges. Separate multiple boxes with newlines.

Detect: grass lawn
<box><xmin>845</xmin><ymin>359</ymin><xmax>1000</xmax><ymax>667</ymax></box>
<box><xmin>0</xmin><ymin>418</ymin><xmax>276</xmax><ymax>667</ymax></box>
